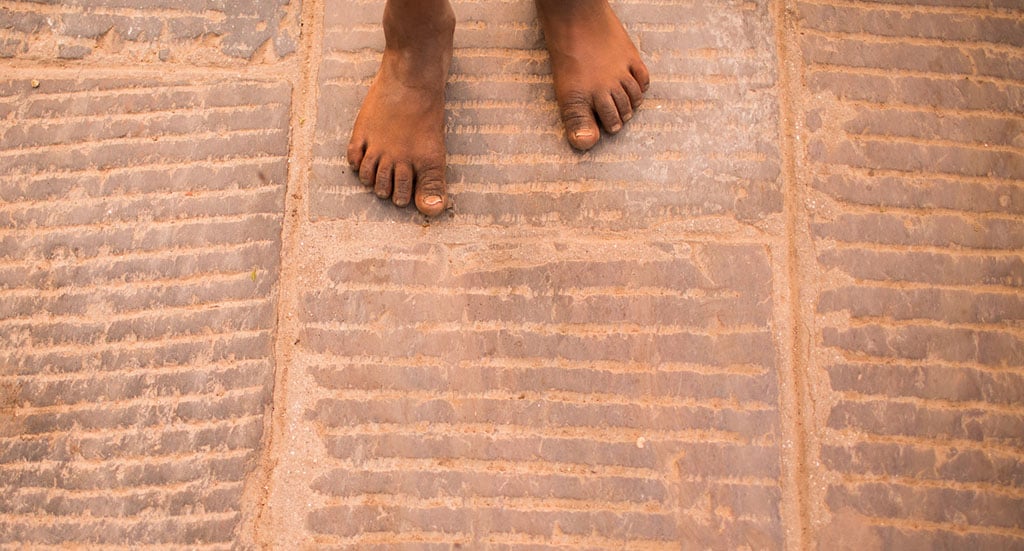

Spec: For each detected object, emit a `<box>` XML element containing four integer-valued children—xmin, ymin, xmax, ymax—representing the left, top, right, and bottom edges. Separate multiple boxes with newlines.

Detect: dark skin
<box><xmin>347</xmin><ymin>0</ymin><xmax>650</xmax><ymax>216</ymax></box>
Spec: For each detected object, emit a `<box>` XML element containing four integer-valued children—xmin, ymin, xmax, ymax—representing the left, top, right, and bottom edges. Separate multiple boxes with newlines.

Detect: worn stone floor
<box><xmin>1</xmin><ymin>0</ymin><xmax>1022</xmax><ymax>549</ymax></box>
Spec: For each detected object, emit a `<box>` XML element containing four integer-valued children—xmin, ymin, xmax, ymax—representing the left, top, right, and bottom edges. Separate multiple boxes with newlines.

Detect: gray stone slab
<box><xmin>0</xmin><ymin>76</ymin><xmax>290</xmax><ymax>546</ymax></box>
<box><xmin>310</xmin><ymin>0</ymin><xmax>782</xmax><ymax>227</ymax></box>
<box><xmin>797</xmin><ymin>1</ymin><xmax>1024</xmax><ymax>547</ymax></box>
<box><xmin>296</xmin><ymin>240</ymin><xmax>784</xmax><ymax>548</ymax></box>
<box><xmin>0</xmin><ymin>0</ymin><xmax>299</xmax><ymax>62</ymax></box>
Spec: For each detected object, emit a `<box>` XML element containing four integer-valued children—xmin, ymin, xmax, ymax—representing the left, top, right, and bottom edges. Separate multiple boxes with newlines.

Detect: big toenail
<box><xmin>424</xmin><ymin>195</ymin><xmax>443</xmax><ymax>206</ymax></box>
<box><xmin>574</xmin><ymin>129</ymin><xmax>594</xmax><ymax>140</ymax></box>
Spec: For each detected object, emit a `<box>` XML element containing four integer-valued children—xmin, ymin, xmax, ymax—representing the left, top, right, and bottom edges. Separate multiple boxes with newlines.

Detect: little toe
<box><xmin>594</xmin><ymin>94</ymin><xmax>623</xmax><ymax>134</ymax></box>
<box><xmin>414</xmin><ymin>166</ymin><xmax>447</xmax><ymax>217</ymax></box>
<box><xmin>358</xmin><ymin>154</ymin><xmax>379</xmax><ymax>187</ymax></box>
<box><xmin>392</xmin><ymin>163</ymin><xmax>414</xmax><ymax>207</ymax></box>
<box><xmin>374</xmin><ymin>159</ymin><xmax>394</xmax><ymax>199</ymax></box>
<box><xmin>559</xmin><ymin>93</ymin><xmax>601</xmax><ymax>150</ymax></box>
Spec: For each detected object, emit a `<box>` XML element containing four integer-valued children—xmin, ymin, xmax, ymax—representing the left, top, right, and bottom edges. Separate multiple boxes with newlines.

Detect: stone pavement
<box><xmin>0</xmin><ymin>0</ymin><xmax>1021</xmax><ymax>549</ymax></box>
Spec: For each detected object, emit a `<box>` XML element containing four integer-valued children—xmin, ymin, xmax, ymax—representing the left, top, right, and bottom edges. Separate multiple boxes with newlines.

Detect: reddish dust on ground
<box><xmin>0</xmin><ymin>0</ymin><xmax>1022</xmax><ymax>549</ymax></box>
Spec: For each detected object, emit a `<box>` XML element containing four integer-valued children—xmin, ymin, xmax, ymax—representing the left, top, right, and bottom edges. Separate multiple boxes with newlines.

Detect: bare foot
<box><xmin>346</xmin><ymin>2</ymin><xmax>455</xmax><ymax>216</ymax></box>
<box><xmin>535</xmin><ymin>0</ymin><xmax>650</xmax><ymax>151</ymax></box>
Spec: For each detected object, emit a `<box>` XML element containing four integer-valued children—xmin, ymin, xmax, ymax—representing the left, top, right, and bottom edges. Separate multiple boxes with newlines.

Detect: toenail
<box><xmin>424</xmin><ymin>195</ymin><xmax>443</xmax><ymax>206</ymax></box>
<box><xmin>610</xmin><ymin>123</ymin><xmax>622</xmax><ymax>132</ymax></box>
<box><xmin>623</xmin><ymin>112</ymin><xmax>633</xmax><ymax>122</ymax></box>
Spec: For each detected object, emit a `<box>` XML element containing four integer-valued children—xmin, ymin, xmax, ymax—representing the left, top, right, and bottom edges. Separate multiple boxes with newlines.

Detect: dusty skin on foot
<box><xmin>537</xmin><ymin>0</ymin><xmax>651</xmax><ymax>151</ymax></box>
<box><xmin>347</xmin><ymin>0</ymin><xmax>649</xmax><ymax>216</ymax></box>
<box><xmin>346</xmin><ymin>2</ymin><xmax>454</xmax><ymax>217</ymax></box>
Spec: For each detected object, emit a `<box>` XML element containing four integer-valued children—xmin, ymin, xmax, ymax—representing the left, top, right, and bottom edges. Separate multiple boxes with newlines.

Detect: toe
<box><xmin>347</xmin><ymin>139</ymin><xmax>366</xmax><ymax>170</ymax></box>
<box><xmin>358</xmin><ymin>153</ymin><xmax>379</xmax><ymax>187</ymax></box>
<box><xmin>374</xmin><ymin>159</ymin><xmax>394</xmax><ymax>199</ymax></box>
<box><xmin>622</xmin><ymin>77</ymin><xmax>644</xmax><ymax>109</ymax></box>
<box><xmin>594</xmin><ymin>94</ymin><xmax>623</xmax><ymax>134</ymax></box>
<box><xmin>559</xmin><ymin>91</ymin><xmax>601</xmax><ymax>151</ymax></box>
<box><xmin>631</xmin><ymin>60</ymin><xmax>651</xmax><ymax>92</ymax></box>
<box><xmin>414</xmin><ymin>165</ymin><xmax>447</xmax><ymax>217</ymax></box>
<box><xmin>611</xmin><ymin>87</ymin><xmax>633</xmax><ymax>123</ymax></box>
<box><xmin>392</xmin><ymin>163</ymin><xmax>414</xmax><ymax>207</ymax></box>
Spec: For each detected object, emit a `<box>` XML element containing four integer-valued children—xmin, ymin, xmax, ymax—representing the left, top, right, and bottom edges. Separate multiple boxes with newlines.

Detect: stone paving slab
<box><xmin>0</xmin><ymin>75</ymin><xmax>290</xmax><ymax>547</ymax></box>
<box><xmin>0</xmin><ymin>0</ymin><xmax>300</xmax><ymax>62</ymax></box>
<box><xmin>793</xmin><ymin>0</ymin><xmax>1024</xmax><ymax>547</ymax></box>
<box><xmin>310</xmin><ymin>0</ymin><xmax>781</xmax><ymax>227</ymax></box>
<box><xmin>287</xmin><ymin>239</ymin><xmax>783</xmax><ymax>548</ymax></box>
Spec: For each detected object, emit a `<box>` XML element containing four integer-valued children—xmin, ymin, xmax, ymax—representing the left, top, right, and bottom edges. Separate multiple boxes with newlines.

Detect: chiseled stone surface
<box><xmin>296</xmin><ymin>242</ymin><xmax>783</xmax><ymax>547</ymax></box>
<box><xmin>311</xmin><ymin>0</ymin><xmax>781</xmax><ymax>226</ymax></box>
<box><xmin>0</xmin><ymin>77</ymin><xmax>289</xmax><ymax>547</ymax></box>
<box><xmin>797</xmin><ymin>0</ymin><xmax>1024</xmax><ymax>548</ymax></box>
<box><xmin>0</xmin><ymin>0</ymin><xmax>299</xmax><ymax>61</ymax></box>
<box><xmin>1</xmin><ymin>0</ymin><xmax>1022</xmax><ymax>548</ymax></box>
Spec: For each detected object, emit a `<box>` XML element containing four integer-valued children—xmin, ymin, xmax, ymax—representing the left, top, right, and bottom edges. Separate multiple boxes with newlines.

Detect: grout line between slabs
<box><xmin>242</xmin><ymin>0</ymin><xmax>327</xmax><ymax>547</ymax></box>
<box><xmin>773</xmin><ymin>0</ymin><xmax>814</xmax><ymax>548</ymax></box>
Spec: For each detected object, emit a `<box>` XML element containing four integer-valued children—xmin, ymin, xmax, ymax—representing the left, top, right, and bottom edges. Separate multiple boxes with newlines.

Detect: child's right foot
<box><xmin>346</xmin><ymin>3</ymin><xmax>455</xmax><ymax>216</ymax></box>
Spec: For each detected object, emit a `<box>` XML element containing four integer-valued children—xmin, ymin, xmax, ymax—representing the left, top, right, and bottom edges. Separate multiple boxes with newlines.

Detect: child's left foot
<box><xmin>536</xmin><ymin>0</ymin><xmax>650</xmax><ymax>151</ymax></box>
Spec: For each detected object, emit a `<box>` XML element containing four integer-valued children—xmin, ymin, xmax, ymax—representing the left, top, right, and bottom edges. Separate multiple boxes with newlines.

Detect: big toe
<box><xmin>414</xmin><ymin>167</ymin><xmax>447</xmax><ymax>217</ymax></box>
<box><xmin>559</xmin><ymin>94</ymin><xmax>601</xmax><ymax>151</ymax></box>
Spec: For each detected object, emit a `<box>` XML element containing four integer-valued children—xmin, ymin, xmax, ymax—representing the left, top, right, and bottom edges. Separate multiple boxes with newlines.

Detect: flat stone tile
<box><xmin>0</xmin><ymin>76</ymin><xmax>290</xmax><ymax>547</ymax></box>
<box><xmin>796</xmin><ymin>1</ymin><xmax>1024</xmax><ymax>547</ymax></box>
<box><xmin>292</xmin><ymin>239</ymin><xmax>784</xmax><ymax>548</ymax></box>
<box><xmin>310</xmin><ymin>0</ymin><xmax>782</xmax><ymax>227</ymax></box>
<box><xmin>0</xmin><ymin>0</ymin><xmax>300</xmax><ymax>62</ymax></box>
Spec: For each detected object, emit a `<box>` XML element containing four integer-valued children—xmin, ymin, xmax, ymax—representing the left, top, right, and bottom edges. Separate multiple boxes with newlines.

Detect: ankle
<box><xmin>535</xmin><ymin>0</ymin><xmax>609</xmax><ymax>20</ymax></box>
<box><xmin>382</xmin><ymin>4</ymin><xmax>455</xmax><ymax>52</ymax></box>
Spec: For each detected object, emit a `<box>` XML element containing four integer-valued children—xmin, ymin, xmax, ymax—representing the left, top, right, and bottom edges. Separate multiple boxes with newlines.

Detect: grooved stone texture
<box><xmin>0</xmin><ymin>77</ymin><xmax>290</xmax><ymax>547</ymax></box>
<box><xmin>0</xmin><ymin>0</ymin><xmax>300</xmax><ymax>62</ymax></box>
<box><xmin>797</xmin><ymin>0</ymin><xmax>1024</xmax><ymax>548</ymax></box>
<box><xmin>311</xmin><ymin>0</ymin><xmax>781</xmax><ymax>226</ymax></box>
<box><xmin>3</xmin><ymin>0</ymin><xmax>1024</xmax><ymax>548</ymax></box>
<box><xmin>298</xmin><ymin>242</ymin><xmax>783</xmax><ymax>548</ymax></box>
